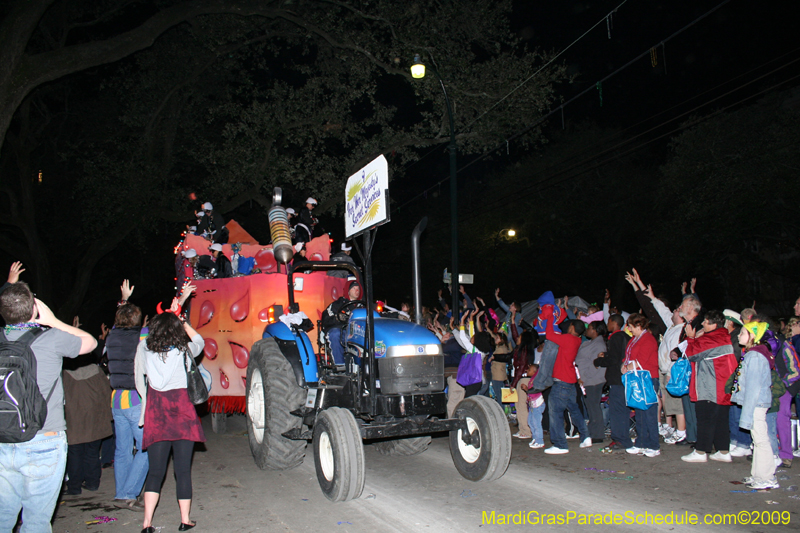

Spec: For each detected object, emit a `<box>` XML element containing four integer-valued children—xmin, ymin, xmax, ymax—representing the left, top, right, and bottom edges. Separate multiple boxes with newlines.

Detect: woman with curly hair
<box><xmin>135</xmin><ymin>303</ymin><xmax>205</xmax><ymax>533</ymax></box>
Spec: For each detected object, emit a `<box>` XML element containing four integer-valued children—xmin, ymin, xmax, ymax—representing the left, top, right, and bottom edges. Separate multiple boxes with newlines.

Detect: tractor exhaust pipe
<box><xmin>411</xmin><ymin>217</ymin><xmax>428</xmax><ymax>325</ymax></box>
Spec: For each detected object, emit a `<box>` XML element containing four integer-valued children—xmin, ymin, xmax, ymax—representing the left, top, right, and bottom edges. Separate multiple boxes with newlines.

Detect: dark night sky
<box><xmin>364</xmin><ymin>0</ymin><xmax>800</xmax><ymax>308</ymax></box>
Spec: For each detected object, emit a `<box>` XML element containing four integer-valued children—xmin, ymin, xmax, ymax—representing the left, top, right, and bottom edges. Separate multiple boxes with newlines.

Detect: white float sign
<box><xmin>345</xmin><ymin>155</ymin><xmax>390</xmax><ymax>239</ymax></box>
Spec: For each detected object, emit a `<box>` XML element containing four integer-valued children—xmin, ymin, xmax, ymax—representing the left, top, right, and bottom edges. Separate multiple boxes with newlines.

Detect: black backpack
<box><xmin>0</xmin><ymin>328</ymin><xmax>52</xmax><ymax>442</ymax></box>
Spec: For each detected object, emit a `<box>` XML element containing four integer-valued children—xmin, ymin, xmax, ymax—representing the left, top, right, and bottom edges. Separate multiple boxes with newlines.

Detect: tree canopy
<box><xmin>0</xmin><ymin>0</ymin><xmax>566</xmax><ymax>317</ymax></box>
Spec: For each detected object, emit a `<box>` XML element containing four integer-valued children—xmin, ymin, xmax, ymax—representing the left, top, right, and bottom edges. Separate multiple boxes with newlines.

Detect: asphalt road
<box><xmin>53</xmin><ymin>415</ymin><xmax>800</xmax><ymax>532</ymax></box>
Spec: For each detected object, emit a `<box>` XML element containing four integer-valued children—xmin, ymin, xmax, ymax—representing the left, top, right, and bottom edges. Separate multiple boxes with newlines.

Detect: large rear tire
<box><xmin>449</xmin><ymin>395</ymin><xmax>511</xmax><ymax>482</ymax></box>
<box><xmin>313</xmin><ymin>407</ymin><xmax>365</xmax><ymax>502</ymax></box>
<box><xmin>246</xmin><ymin>338</ymin><xmax>307</xmax><ymax>470</ymax></box>
<box><xmin>373</xmin><ymin>436</ymin><xmax>432</xmax><ymax>456</ymax></box>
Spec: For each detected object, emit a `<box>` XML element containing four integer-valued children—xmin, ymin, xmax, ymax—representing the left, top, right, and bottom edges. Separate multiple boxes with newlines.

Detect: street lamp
<box><xmin>506</xmin><ymin>229</ymin><xmax>516</xmax><ymax>237</ymax></box>
<box><xmin>411</xmin><ymin>54</ymin><xmax>459</xmax><ymax>315</ymax></box>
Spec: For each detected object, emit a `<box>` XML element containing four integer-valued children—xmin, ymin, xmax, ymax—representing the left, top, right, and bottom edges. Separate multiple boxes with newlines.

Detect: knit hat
<box><xmin>723</xmin><ymin>309</ymin><xmax>743</xmax><ymax>326</ymax></box>
<box><xmin>348</xmin><ymin>280</ymin><xmax>360</xmax><ymax>291</ymax></box>
<box><xmin>742</xmin><ymin>321</ymin><xmax>768</xmax><ymax>344</ymax></box>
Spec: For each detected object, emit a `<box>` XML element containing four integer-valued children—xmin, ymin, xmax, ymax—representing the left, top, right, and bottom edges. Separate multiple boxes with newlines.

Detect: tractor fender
<box><xmin>263</xmin><ymin>322</ymin><xmax>319</xmax><ymax>387</ymax></box>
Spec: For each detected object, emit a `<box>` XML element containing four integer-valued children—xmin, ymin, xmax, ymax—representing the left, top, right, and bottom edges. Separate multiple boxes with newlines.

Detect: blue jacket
<box><xmin>730</xmin><ymin>345</ymin><xmax>772</xmax><ymax>430</ymax></box>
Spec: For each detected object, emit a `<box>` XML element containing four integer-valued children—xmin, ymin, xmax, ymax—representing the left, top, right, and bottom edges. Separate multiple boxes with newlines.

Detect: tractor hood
<box><xmin>347</xmin><ymin>309</ymin><xmax>442</xmax><ymax>358</ymax></box>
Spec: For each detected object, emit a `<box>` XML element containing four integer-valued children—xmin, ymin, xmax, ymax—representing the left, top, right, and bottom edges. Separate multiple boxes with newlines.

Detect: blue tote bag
<box><xmin>623</xmin><ymin>362</ymin><xmax>658</xmax><ymax>410</ymax></box>
<box><xmin>666</xmin><ymin>357</ymin><xmax>691</xmax><ymax>397</ymax></box>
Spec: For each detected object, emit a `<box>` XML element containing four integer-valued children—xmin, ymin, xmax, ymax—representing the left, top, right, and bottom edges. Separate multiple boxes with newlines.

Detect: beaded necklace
<box><xmin>4</xmin><ymin>322</ymin><xmax>42</xmax><ymax>334</ymax></box>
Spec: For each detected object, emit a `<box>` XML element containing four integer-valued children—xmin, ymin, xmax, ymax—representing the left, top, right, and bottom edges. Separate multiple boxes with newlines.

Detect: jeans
<box><xmin>608</xmin><ymin>385</ymin><xmax>633</xmax><ymax>448</ymax></box>
<box><xmin>729</xmin><ymin>404</ymin><xmax>752</xmax><ymax>448</ymax></box>
<box><xmin>682</xmin><ymin>394</ymin><xmax>698</xmax><ymax>442</ymax></box>
<box><xmin>528</xmin><ymin>402</ymin><xmax>546</xmax><ymax>445</ymax></box>
<box><xmin>632</xmin><ymin>378</ymin><xmax>660</xmax><ymax>450</ymax></box>
<box><xmin>491</xmin><ymin>380</ymin><xmax>504</xmax><ymax>408</ymax></box>
<box><xmin>113</xmin><ymin>405</ymin><xmax>149</xmax><ymax>500</ymax></box>
<box><xmin>547</xmin><ymin>381</ymin><xmax>589</xmax><ymax>449</ymax></box>
<box><xmin>584</xmin><ymin>383</ymin><xmax>605</xmax><ymax>440</ymax></box>
<box><xmin>530</xmin><ymin>341</ymin><xmax>557</xmax><ymax>391</ymax></box>
<box><xmin>0</xmin><ymin>431</ymin><xmax>68</xmax><ymax>533</ymax></box>
<box><xmin>328</xmin><ymin>327</ymin><xmax>344</xmax><ymax>365</ymax></box>
<box><xmin>100</xmin><ymin>423</ymin><xmax>115</xmax><ymax>466</ymax></box>
<box><xmin>66</xmin><ymin>439</ymin><xmax>102</xmax><ymax>493</ymax></box>
<box><xmin>766</xmin><ymin>411</ymin><xmax>779</xmax><ymax>455</ymax></box>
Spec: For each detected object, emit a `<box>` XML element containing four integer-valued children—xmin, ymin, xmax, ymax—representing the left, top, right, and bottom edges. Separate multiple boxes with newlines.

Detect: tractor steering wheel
<box><xmin>337</xmin><ymin>299</ymin><xmax>365</xmax><ymax>322</ymax></box>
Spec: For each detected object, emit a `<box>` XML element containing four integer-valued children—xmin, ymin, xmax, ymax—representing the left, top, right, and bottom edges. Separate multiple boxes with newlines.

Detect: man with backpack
<box><xmin>0</xmin><ymin>278</ymin><xmax>96</xmax><ymax>532</ymax></box>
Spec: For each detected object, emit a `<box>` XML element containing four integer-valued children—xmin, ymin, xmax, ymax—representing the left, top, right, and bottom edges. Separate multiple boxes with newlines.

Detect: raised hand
<box><xmin>7</xmin><ymin>261</ymin><xmax>24</xmax><ymax>284</ymax></box>
<box><xmin>99</xmin><ymin>323</ymin><xmax>109</xmax><ymax>340</ymax></box>
<box><xmin>495</xmin><ymin>288</ymin><xmax>500</xmax><ymax>299</ymax></box>
<box><xmin>690</xmin><ymin>278</ymin><xmax>697</xmax><ymax>294</ymax></box>
<box><xmin>121</xmin><ymin>279</ymin><xmax>134</xmax><ymax>301</ymax></box>
<box><xmin>680</xmin><ymin>281</ymin><xmax>687</xmax><ymax>295</ymax></box>
<box><xmin>72</xmin><ymin>316</ymin><xmax>81</xmax><ymax>328</ymax></box>
<box><xmin>644</xmin><ymin>284</ymin><xmax>655</xmax><ymax>300</ymax></box>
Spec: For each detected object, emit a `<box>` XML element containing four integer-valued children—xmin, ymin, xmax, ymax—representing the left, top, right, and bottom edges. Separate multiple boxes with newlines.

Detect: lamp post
<box><xmin>412</xmin><ymin>54</ymin><xmax>459</xmax><ymax>315</ymax></box>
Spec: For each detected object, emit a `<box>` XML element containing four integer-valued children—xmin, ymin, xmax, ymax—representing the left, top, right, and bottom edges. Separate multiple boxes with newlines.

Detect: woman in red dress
<box><xmin>135</xmin><ymin>310</ymin><xmax>205</xmax><ymax>533</ymax></box>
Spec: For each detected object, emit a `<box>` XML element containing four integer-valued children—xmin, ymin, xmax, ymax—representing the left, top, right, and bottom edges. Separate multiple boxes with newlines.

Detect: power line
<box><xmin>393</xmin><ymin>0</ymin><xmax>733</xmax><ymax>212</ymax></box>
<box><xmin>397</xmin><ymin>0</ymin><xmax>632</xmax><ymax>177</ymax></box>
<box><xmin>381</xmin><ymin>70</ymin><xmax>800</xmax><ymax>246</ymax></box>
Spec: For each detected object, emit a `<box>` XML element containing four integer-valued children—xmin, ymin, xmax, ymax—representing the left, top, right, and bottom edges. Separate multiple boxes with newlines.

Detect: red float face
<box><xmin>188</xmin><ymin>235</ymin><xmax>349</xmax><ymax>410</ymax></box>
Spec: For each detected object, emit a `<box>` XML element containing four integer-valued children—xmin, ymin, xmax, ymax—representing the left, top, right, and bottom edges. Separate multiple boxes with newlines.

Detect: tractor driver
<box><xmin>322</xmin><ymin>280</ymin><xmax>363</xmax><ymax>365</ymax></box>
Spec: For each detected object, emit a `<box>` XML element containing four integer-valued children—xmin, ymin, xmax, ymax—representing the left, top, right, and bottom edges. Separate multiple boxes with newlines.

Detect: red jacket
<box><xmin>685</xmin><ymin>327</ymin><xmax>737</xmax><ymax>405</ymax></box>
<box><xmin>624</xmin><ymin>331</ymin><xmax>659</xmax><ymax>379</ymax></box>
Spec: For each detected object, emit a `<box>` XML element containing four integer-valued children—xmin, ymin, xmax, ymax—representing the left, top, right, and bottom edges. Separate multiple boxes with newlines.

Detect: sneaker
<box><xmin>658</xmin><ymin>424</ymin><xmax>674</xmax><ymax>437</ymax></box>
<box><xmin>681</xmin><ymin>450</ymin><xmax>707</xmax><ymax>462</ymax></box>
<box><xmin>781</xmin><ymin>458</ymin><xmax>792</xmax><ymax>468</ymax></box>
<box><xmin>747</xmin><ymin>479</ymin><xmax>780</xmax><ymax>490</ymax></box>
<box><xmin>794</xmin><ymin>449</ymin><xmax>800</xmax><ymax>458</ymax></box>
<box><xmin>544</xmin><ymin>446</ymin><xmax>569</xmax><ymax>454</ymax></box>
<box><xmin>742</xmin><ymin>476</ymin><xmax>755</xmax><ymax>484</ymax></box>
<box><xmin>626</xmin><ymin>447</ymin><xmax>643</xmax><ymax>455</ymax></box>
<box><xmin>566</xmin><ymin>433</ymin><xmax>580</xmax><ymax>439</ymax></box>
<box><xmin>512</xmin><ymin>432</ymin><xmax>532</xmax><ymax>439</ymax></box>
<box><xmin>579</xmin><ymin>437</ymin><xmax>592</xmax><ymax>448</ymax></box>
<box><xmin>529</xmin><ymin>441</ymin><xmax>544</xmax><ymax>449</ymax></box>
<box><xmin>643</xmin><ymin>448</ymin><xmax>661</xmax><ymax>457</ymax></box>
<box><xmin>709</xmin><ymin>451</ymin><xmax>732</xmax><ymax>463</ymax></box>
<box><xmin>664</xmin><ymin>434</ymin><xmax>686</xmax><ymax>445</ymax></box>
<box><xmin>774</xmin><ymin>455</ymin><xmax>783</xmax><ymax>468</ymax></box>
<box><xmin>729</xmin><ymin>445</ymin><xmax>752</xmax><ymax>457</ymax></box>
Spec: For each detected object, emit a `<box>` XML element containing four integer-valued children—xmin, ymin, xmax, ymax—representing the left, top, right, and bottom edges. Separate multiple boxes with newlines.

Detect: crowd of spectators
<box><xmin>423</xmin><ymin>271</ymin><xmax>800</xmax><ymax>491</ymax></box>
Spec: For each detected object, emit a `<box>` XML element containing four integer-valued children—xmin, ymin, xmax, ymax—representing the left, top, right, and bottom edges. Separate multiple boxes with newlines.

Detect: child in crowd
<box><xmin>730</xmin><ymin>321</ymin><xmax>778</xmax><ymax>489</ymax></box>
<box><xmin>521</xmin><ymin>359</ymin><xmax>545</xmax><ymax>449</ymax></box>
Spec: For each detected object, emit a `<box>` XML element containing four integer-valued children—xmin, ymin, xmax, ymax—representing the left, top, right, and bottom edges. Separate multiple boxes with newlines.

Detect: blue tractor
<box><xmin>245</xmin><ymin>222</ymin><xmax>511</xmax><ymax>501</ymax></box>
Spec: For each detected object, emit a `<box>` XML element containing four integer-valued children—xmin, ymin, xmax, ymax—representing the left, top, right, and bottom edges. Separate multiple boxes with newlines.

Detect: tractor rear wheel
<box><xmin>246</xmin><ymin>338</ymin><xmax>307</xmax><ymax>470</ymax></box>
